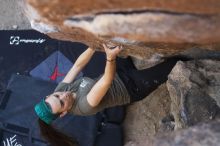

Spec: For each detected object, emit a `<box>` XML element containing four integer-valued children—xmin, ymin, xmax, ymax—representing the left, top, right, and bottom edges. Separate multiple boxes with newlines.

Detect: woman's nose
<box><xmin>62</xmin><ymin>92</ymin><xmax>71</xmax><ymax>98</ymax></box>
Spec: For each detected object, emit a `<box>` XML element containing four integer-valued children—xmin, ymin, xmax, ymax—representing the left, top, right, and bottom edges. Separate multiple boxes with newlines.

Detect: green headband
<box><xmin>34</xmin><ymin>98</ymin><xmax>59</xmax><ymax>124</ymax></box>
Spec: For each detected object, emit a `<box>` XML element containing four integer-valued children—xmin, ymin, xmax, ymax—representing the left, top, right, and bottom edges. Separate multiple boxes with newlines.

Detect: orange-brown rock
<box><xmin>23</xmin><ymin>0</ymin><xmax>220</xmax><ymax>68</ymax></box>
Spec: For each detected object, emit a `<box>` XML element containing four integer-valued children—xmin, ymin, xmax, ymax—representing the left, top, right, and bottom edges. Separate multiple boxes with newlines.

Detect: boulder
<box><xmin>167</xmin><ymin>60</ymin><xmax>220</xmax><ymax>129</ymax></box>
<box><xmin>22</xmin><ymin>0</ymin><xmax>220</xmax><ymax>68</ymax></box>
<box><xmin>152</xmin><ymin>119</ymin><xmax>220</xmax><ymax>146</ymax></box>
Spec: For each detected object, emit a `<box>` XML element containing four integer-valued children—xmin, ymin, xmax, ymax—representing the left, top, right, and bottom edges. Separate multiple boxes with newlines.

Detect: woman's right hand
<box><xmin>102</xmin><ymin>43</ymin><xmax>122</xmax><ymax>61</ymax></box>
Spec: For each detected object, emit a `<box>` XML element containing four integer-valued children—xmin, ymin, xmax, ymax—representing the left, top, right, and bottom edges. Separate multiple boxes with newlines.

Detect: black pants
<box><xmin>116</xmin><ymin>57</ymin><xmax>179</xmax><ymax>103</ymax></box>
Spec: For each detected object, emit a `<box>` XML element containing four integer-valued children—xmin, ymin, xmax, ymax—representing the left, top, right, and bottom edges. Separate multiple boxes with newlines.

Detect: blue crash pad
<box><xmin>30</xmin><ymin>51</ymin><xmax>83</xmax><ymax>83</ymax></box>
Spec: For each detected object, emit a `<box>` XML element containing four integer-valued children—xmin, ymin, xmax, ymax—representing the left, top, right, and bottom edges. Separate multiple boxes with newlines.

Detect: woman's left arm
<box><xmin>86</xmin><ymin>44</ymin><xmax>122</xmax><ymax>107</ymax></box>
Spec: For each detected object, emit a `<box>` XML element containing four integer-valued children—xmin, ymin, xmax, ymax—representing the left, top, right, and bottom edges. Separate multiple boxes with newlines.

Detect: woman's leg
<box><xmin>129</xmin><ymin>58</ymin><xmax>179</xmax><ymax>102</ymax></box>
<box><xmin>117</xmin><ymin>57</ymin><xmax>179</xmax><ymax>103</ymax></box>
<box><xmin>116</xmin><ymin>57</ymin><xmax>144</xmax><ymax>102</ymax></box>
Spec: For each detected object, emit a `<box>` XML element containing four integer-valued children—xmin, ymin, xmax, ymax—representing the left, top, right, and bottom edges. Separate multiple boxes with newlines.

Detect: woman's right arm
<box><xmin>62</xmin><ymin>47</ymin><xmax>95</xmax><ymax>83</ymax></box>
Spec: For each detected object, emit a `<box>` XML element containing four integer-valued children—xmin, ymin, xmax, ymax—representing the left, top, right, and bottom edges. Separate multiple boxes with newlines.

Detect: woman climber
<box><xmin>34</xmin><ymin>43</ymin><xmax>177</xmax><ymax>146</ymax></box>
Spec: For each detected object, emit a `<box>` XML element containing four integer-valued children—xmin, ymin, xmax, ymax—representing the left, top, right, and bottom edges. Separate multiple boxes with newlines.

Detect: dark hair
<box><xmin>38</xmin><ymin>118</ymin><xmax>78</xmax><ymax>146</ymax></box>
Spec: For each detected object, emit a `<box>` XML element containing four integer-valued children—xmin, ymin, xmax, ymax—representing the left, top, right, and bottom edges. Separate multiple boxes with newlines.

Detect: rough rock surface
<box><xmin>124</xmin><ymin>60</ymin><xmax>220</xmax><ymax>146</ymax></box>
<box><xmin>23</xmin><ymin>0</ymin><xmax>220</xmax><ymax>68</ymax></box>
<box><xmin>151</xmin><ymin>119</ymin><xmax>220</xmax><ymax>146</ymax></box>
<box><xmin>167</xmin><ymin>60</ymin><xmax>220</xmax><ymax>129</ymax></box>
<box><xmin>0</xmin><ymin>0</ymin><xmax>31</xmax><ymax>30</ymax></box>
<box><xmin>123</xmin><ymin>83</ymin><xmax>171</xmax><ymax>146</ymax></box>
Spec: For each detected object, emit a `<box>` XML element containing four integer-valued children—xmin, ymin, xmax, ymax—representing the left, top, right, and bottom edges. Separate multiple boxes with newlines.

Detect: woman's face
<box><xmin>45</xmin><ymin>91</ymin><xmax>75</xmax><ymax>115</ymax></box>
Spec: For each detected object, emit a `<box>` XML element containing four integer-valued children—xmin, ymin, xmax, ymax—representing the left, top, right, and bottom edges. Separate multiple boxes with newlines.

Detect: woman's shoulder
<box><xmin>54</xmin><ymin>82</ymin><xmax>70</xmax><ymax>92</ymax></box>
<box><xmin>54</xmin><ymin>77</ymin><xmax>83</xmax><ymax>92</ymax></box>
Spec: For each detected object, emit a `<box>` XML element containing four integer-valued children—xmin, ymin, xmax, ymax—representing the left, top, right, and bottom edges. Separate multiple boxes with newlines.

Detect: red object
<box><xmin>49</xmin><ymin>65</ymin><xmax>65</xmax><ymax>81</ymax></box>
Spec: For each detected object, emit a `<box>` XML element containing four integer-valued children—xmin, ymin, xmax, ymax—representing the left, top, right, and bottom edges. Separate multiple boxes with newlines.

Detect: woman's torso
<box><xmin>54</xmin><ymin>74</ymin><xmax>130</xmax><ymax>116</ymax></box>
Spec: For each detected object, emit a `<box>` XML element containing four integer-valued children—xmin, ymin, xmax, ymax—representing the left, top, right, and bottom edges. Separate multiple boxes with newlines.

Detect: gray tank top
<box><xmin>54</xmin><ymin>74</ymin><xmax>130</xmax><ymax>115</ymax></box>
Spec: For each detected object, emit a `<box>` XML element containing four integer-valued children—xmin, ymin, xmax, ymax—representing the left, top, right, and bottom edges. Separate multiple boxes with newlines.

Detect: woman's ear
<box><xmin>59</xmin><ymin>111</ymin><xmax>67</xmax><ymax>117</ymax></box>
